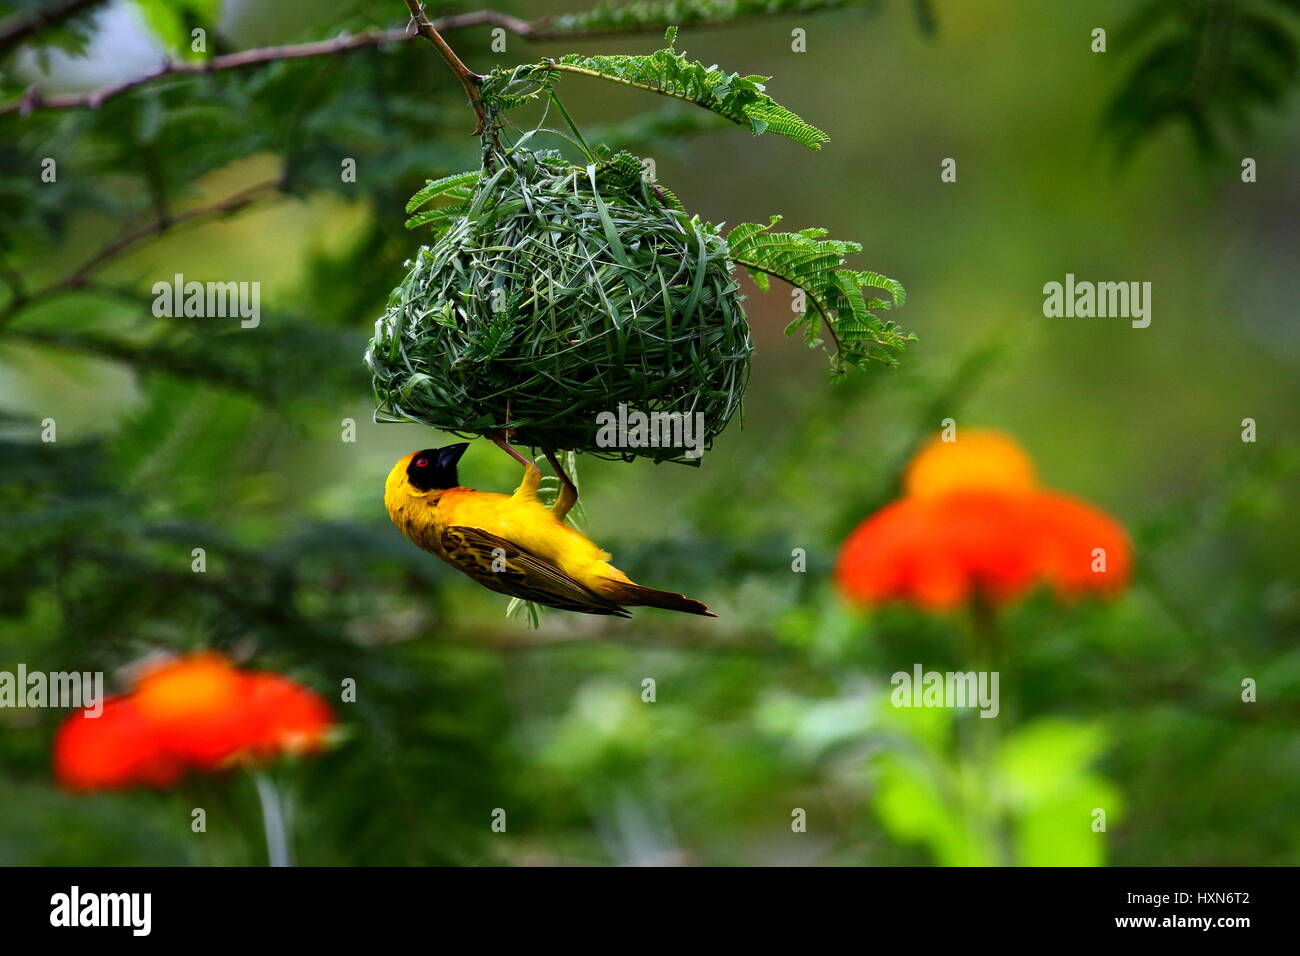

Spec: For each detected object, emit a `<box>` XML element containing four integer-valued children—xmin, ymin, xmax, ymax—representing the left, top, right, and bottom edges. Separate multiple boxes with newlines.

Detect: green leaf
<box><xmin>999</xmin><ymin>720</ymin><xmax>1123</xmax><ymax>867</ymax></box>
<box><xmin>404</xmin><ymin>170</ymin><xmax>481</xmax><ymax>214</ymax></box>
<box><xmin>488</xmin><ymin>33</ymin><xmax>829</xmax><ymax>149</ymax></box>
<box><xmin>726</xmin><ymin>215</ymin><xmax>912</xmax><ymax>372</ymax></box>
<box><xmin>131</xmin><ymin>0</ymin><xmax>218</xmax><ymax>60</ymax></box>
<box><xmin>403</xmin><ymin>170</ymin><xmax>479</xmax><ymax>230</ymax></box>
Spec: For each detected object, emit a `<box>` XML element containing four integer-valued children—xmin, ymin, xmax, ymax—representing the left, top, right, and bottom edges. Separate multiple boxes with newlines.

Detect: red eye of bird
<box><xmin>415</xmin><ymin>458</ymin><xmax>429</xmax><ymax>468</ymax></box>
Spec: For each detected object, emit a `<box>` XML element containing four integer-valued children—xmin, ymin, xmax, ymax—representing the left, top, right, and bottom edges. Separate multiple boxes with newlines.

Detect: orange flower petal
<box><xmin>904</xmin><ymin>430</ymin><xmax>1039</xmax><ymax>499</ymax></box>
<box><xmin>1030</xmin><ymin>491</ymin><xmax>1132</xmax><ymax>599</ymax></box>
<box><xmin>836</xmin><ymin>489</ymin><xmax>1130</xmax><ymax>611</ymax></box>
<box><xmin>244</xmin><ymin>673</ymin><xmax>333</xmax><ymax>758</ymax></box>
<box><xmin>53</xmin><ymin>697</ymin><xmax>182</xmax><ymax>791</ymax></box>
<box><xmin>133</xmin><ymin>654</ymin><xmax>252</xmax><ymax>768</ymax></box>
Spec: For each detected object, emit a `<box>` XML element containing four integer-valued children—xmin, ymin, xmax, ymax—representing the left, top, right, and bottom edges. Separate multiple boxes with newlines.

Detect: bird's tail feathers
<box><xmin>597</xmin><ymin>578</ymin><xmax>716</xmax><ymax>617</ymax></box>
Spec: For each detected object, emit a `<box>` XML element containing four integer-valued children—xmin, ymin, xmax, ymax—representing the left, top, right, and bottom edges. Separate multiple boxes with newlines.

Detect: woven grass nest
<box><xmin>366</xmin><ymin>147</ymin><xmax>751</xmax><ymax>464</ymax></box>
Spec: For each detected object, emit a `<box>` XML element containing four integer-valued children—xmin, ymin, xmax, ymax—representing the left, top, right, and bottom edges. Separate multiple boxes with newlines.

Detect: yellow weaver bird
<box><xmin>384</xmin><ymin>440</ymin><xmax>714</xmax><ymax>618</ymax></box>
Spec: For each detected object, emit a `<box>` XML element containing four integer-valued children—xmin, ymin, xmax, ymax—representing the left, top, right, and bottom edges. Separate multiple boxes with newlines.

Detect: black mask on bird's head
<box><xmin>407</xmin><ymin>443</ymin><xmax>469</xmax><ymax>492</ymax></box>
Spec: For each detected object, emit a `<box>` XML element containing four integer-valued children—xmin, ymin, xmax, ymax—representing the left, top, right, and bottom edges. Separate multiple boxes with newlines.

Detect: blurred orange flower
<box><xmin>53</xmin><ymin>654</ymin><xmax>333</xmax><ymax>792</ymax></box>
<box><xmin>836</xmin><ymin>431</ymin><xmax>1131</xmax><ymax>611</ymax></box>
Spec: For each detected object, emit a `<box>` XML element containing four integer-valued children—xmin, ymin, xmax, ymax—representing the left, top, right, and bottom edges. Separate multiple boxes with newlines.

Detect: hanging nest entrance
<box><xmin>367</xmin><ymin>149</ymin><xmax>750</xmax><ymax>464</ymax></box>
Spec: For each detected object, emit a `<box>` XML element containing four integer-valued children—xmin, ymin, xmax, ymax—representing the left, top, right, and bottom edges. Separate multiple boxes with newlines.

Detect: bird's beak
<box><xmin>439</xmin><ymin>442</ymin><xmax>470</xmax><ymax>467</ymax></box>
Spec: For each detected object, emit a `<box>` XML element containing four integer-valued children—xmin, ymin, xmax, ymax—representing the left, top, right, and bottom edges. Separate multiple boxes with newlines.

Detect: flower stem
<box><xmin>962</xmin><ymin>596</ymin><xmax>1011</xmax><ymax>866</ymax></box>
<box><xmin>253</xmin><ymin>771</ymin><xmax>293</xmax><ymax>867</ymax></box>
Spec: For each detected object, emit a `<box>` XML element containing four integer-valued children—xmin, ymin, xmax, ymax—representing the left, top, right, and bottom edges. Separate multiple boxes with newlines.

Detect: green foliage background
<box><xmin>0</xmin><ymin>0</ymin><xmax>1297</xmax><ymax>865</ymax></box>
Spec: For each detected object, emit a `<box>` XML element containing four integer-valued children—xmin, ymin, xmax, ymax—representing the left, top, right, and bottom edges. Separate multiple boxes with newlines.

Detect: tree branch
<box><xmin>2</xmin><ymin>9</ymin><xmax>534</xmax><ymax>118</ymax></box>
<box><xmin>0</xmin><ymin>179</ymin><xmax>282</xmax><ymax>326</ymax></box>
<box><xmin>403</xmin><ymin>1</ymin><xmax>487</xmax><ymax>134</ymax></box>
<box><xmin>0</xmin><ymin>10</ymin><xmax>518</xmax><ymax>118</ymax></box>
<box><xmin>2</xmin><ymin>328</ymin><xmax>267</xmax><ymax>394</ymax></box>
<box><xmin>0</xmin><ymin>2</ymin><xmax>868</xmax><ymax>118</ymax></box>
<box><xmin>4</xmin><ymin>25</ymin><xmax>402</xmax><ymax>117</ymax></box>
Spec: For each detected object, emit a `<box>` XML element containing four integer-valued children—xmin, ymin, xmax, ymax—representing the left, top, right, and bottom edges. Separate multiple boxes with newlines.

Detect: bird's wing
<box><xmin>440</xmin><ymin>526</ymin><xmax>631</xmax><ymax>617</ymax></box>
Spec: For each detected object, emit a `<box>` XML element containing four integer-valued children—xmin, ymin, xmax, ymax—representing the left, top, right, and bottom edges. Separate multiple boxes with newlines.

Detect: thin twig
<box><xmin>64</xmin><ymin>178</ymin><xmax>278</xmax><ymax>287</ymax></box>
<box><xmin>0</xmin><ymin>11</ymin><xmax>523</xmax><ymax>118</ymax></box>
<box><xmin>4</xmin><ymin>27</ymin><xmax>407</xmax><ymax>117</ymax></box>
<box><xmin>735</xmin><ymin>259</ymin><xmax>844</xmax><ymax>357</ymax></box>
<box><xmin>403</xmin><ymin>1</ymin><xmax>487</xmax><ymax>134</ymax></box>
<box><xmin>0</xmin><ymin>179</ymin><xmax>282</xmax><ymax>327</ymax></box>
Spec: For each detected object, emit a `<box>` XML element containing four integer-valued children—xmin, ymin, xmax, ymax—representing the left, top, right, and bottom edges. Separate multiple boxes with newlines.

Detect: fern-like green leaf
<box><xmin>490</xmin><ymin>28</ymin><xmax>828</xmax><ymax>148</ymax></box>
<box><xmin>727</xmin><ymin>216</ymin><xmax>912</xmax><ymax>372</ymax></box>
<box><xmin>405</xmin><ymin>170</ymin><xmax>480</xmax><ymax>212</ymax></box>
<box><xmin>404</xmin><ymin>170</ymin><xmax>479</xmax><ymax>230</ymax></box>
